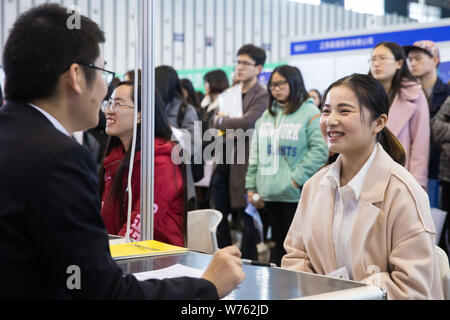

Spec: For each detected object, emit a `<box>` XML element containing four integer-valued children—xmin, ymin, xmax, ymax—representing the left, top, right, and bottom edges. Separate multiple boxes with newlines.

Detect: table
<box><xmin>116</xmin><ymin>251</ymin><xmax>386</xmax><ymax>300</ymax></box>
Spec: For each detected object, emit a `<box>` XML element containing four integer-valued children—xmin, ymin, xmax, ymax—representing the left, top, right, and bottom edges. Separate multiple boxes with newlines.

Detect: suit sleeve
<box><xmin>28</xmin><ymin>145</ymin><xmax>217</xmax><ymax>299</ymax></box>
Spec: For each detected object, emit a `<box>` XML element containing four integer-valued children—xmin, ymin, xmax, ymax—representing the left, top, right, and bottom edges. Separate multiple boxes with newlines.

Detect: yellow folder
<box><xmin>110</xmin><ymin>240</ymin><xmax>188</xmax><ymax>260</ymax></box>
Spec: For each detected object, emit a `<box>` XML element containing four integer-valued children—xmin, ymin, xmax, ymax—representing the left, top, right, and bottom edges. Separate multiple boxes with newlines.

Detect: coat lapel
<box><xmin>349</xmin><ymin>144</ymin><xmax>392</xmax><ymax>279</ymax></box>
<box><xmin>308</xmin><ymin>174</ymin><xmax>338</xmax><ymax>274</ymax></box>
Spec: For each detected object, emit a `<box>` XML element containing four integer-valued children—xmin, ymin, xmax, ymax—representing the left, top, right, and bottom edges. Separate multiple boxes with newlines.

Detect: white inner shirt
<box><xmin>28</xmin><ymin>103</ymin><xmax>70</xmax><ymax>137</ymax></box>
<box><xmin>326</xmin><ymin>144</ymin><xmax>378</xmax><ymax>280</ymax></box>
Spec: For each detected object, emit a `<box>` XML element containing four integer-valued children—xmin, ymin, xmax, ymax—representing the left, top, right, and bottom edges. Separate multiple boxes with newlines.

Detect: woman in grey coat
<box><xmin>155</xmin><ymin>66</ymin><xmax>203</xmax><ymax>209</ymax></box>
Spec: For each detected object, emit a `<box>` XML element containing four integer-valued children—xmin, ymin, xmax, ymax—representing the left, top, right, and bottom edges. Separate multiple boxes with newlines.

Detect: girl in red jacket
<box><xmin>99</xmin><ymin>80</ymin><xmax>186</xmax><ymax>246</ymax></box>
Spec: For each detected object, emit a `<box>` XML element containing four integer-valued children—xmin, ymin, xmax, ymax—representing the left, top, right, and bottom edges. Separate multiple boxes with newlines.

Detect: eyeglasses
<box><xmin>368</xmin><ymin>56</ymin><xmax>396</xmax><ymax>64</ymax></box>
<box><xmin>269</xmin><ymin>80</ymin><xmax>288</xmax><ymax>90</ymax></box>
<box><xmin>101</xmin><ymin>98</ymin><xmax>134</xmax><ymax>113</ymax></box>
<box><xmin>77</xmin><ymin>62</ymin><xmax>116</xmax><ymax>86</ymax></box>
<box><xmin>234</xmin><ymin>59</ymin><xmax>257</xmax><ymax>68</ymax></box>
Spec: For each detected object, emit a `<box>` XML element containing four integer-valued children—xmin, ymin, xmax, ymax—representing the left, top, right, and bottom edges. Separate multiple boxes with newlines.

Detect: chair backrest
<box><xmin>431</xmin><ymin>208</ymin><xmax>447</xmax><ymax>245</ymax></box>
<box><xmin>435</xmin><ymin>246</ymin><xmax>450</xmax><ymax>299</ymax></box>
<box><xmin>187</xmin><ymin>209</ymin><xmax>223</xmax><ymax>254</ymax></box>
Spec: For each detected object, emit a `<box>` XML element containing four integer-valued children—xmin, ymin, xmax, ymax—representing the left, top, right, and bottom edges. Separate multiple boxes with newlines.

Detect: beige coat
<box><xmin>281</xmin><ymin>144</ymin><xmax>443</xmax><ymax>300</ymax></box>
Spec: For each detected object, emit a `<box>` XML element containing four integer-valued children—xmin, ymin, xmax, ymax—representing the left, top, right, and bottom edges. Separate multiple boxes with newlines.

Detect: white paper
<box><xmin>133</xmin><ymin>263</ymin><xmax>205</xmax><ymax>281</ymax></box>
<box><xmin>218</xmin><ymin>83</ymin><xmax>243</xmax><ymax>118</ymax></box>
<box><xmin>326</xmin><ymin>266</ymin><xmax>350</xmax><ymax>280</ymax></box>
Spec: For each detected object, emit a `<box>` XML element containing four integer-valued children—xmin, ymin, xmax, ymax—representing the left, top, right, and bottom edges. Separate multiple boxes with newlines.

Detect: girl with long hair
<box><xmin>245</xmin><ymin>65</ymin><xmax>329</xmax><ymax>266</ymax></box>
<box><xmin>282</xmin><ymin>74</ymin><xmax>442</xmax><ymax>299</ymax></box>
<box><xmin>99</xmin><ymin>81</ymin><xmax>186</xmax><ymax>246</ymax></box>
<box><xmin>369</xmin><ymin>41</ymin><xmax>430</xmax><ymax>189</ymax></box>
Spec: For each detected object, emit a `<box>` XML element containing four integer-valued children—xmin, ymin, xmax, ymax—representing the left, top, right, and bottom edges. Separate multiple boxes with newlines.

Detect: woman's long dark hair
<box><xmin>98</xmin><ymin>81</ymin><xmax>142</xmax><ymax>225</ymax></box>
<box><xmin>268</xmin><ymin>65</ymin><xmax>309</xmax><ymax>116</ymax></box>
<box><xmin>369</xmin><ymin>41</ymin><xmax>417</xmax><ymax>106</ymax></box>
<box><xmin>180</xmin><ymin>78</ymin><xmax>200</xmax><ymax>111</ymax></box>
<box><xmin>323</xmin><ymin>73</ymin><xmax>406</xmax><ymax>166</ymax></box>
<box><xmin>153</xmin><ymin>90</ymin><xmax>189</xmax><ymax>245</ymax></box>
<box><xmin>203</xmin><ymin>69</ymin><xmax>230</xmax><ymax>95</ymax></box>
<box><xmin>155</xmin><ymin>65</ymin><xmax>183</xmax><ymax>106</ymax></box>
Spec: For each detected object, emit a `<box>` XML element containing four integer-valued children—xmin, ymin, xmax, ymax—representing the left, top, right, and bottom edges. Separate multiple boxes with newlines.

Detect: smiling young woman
<box><xmin>281</xmin><ymin>73</ymin><xmax>442</xmax><ymax>300</ymax></box>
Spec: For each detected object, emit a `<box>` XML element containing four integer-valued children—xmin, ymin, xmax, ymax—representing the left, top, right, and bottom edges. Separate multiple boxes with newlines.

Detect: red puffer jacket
<box><xmin>153</xmin><ymin>138</ymin><xmax>185</xmax><ymax>247</ymax></box>
<box><xmin>100</xmin><ymin>139</ymin><xmax>185</xmax><ymax>246</ymax></box>
<box><xmin>101</xmin><ymin>145</ymin><xmax>142</xmax><ymax>241</ymax></box>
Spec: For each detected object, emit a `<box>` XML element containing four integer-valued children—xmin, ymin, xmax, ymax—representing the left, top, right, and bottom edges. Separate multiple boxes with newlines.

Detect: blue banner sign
<box><xmin>291</xmin><ymin>25</ymin><xmax>450</xmax><ymax>56</ymax></box>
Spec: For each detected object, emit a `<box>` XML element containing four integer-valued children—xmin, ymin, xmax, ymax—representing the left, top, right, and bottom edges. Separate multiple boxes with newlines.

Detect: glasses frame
<box><xmin>233</xmin><ymin>59</ymin><xmax>257</xmax><ymax>68</ymax></box>
<box><xmin>269</xmin><ymin>80</ymin><xmax>288</xmax><ymax>91</ymax></box>
<box><xmin>101</xmin><ymin>98</ymin><xmax>135</xmax><ymax>113</ymax></box>
<box><xmin>76</xmin><ymin>62</ymin><xmax>116</xmax><ymax>86</ymax></box>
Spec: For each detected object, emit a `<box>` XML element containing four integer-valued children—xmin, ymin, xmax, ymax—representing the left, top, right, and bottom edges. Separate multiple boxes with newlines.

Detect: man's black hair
<box><xmin>237</xmin><ymin>44</ymin><xmax>266</xmax><ymax>67</ymax></box>
<box><xmin>2</xmin><ymin>3</ymin><xmax>105</xmax><ymax>102</ymax></box>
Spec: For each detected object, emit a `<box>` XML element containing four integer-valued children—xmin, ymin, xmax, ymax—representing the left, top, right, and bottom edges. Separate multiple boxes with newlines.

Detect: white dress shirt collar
<box><xmin>326</xmin><ymin>144</ymin><xmax>378</xmax><ymax>199</ymax></box>
<box><xmin>28</xmin><ymin>103</ymin><xmax>70</xmax><ymax>137</ymax></box>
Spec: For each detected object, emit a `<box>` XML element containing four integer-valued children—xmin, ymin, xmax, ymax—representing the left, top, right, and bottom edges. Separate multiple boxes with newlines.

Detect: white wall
<box><xmin>0</xmin><ymin>0</ymin><xmax>415</xmax><ymax>80</ymax></box>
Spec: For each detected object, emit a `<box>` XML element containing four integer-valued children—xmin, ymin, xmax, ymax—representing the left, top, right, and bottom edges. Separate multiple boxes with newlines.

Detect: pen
<box><xmin>241</xmin><ymin>259</ymin><xmax>276</xmax><ymax>267</ymax></box>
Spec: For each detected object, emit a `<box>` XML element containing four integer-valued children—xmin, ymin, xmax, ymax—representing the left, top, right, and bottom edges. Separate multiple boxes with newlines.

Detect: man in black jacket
<box><xmin>0</xmin><ymin>3</ymin><xmax>244</xmax><ymax>299</ymax></box>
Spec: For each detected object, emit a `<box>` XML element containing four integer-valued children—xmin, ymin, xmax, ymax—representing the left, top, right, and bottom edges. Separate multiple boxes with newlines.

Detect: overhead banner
<box><xmin>291</xmin><ymin>25</ymin><xmax>450</xmax><ymax>56</ymax></box>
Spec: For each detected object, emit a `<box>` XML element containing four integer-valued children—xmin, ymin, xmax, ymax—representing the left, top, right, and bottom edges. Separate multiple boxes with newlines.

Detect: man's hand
<box><xmin>202</xmin><ymin>246</ymin><xmax>245</xmax><ymax>299</ymax></box>
<box><xmin>247</xmin><ymin>191</ymin><xmax>255</xmax><ymax>205</ymax></box>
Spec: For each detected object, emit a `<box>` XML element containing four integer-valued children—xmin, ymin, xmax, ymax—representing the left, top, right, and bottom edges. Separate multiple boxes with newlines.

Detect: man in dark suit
<box><xmin>0</xmin><ymin>3</ymin><xmax>244</xmax><ymax>299</ymax></box>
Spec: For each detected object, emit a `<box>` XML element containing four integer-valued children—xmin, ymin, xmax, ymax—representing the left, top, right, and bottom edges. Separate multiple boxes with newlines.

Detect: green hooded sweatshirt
<box><xmin>245</xmin><ymin>98</ymin><xmax>329</xmax><ymax>203</ymax></box>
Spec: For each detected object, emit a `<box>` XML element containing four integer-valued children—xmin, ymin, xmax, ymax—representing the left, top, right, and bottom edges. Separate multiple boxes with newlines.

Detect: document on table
<box><xmin>133</xmin><ymin>263</ymin><xmax>205</xmax><ymax>281</ymax></box>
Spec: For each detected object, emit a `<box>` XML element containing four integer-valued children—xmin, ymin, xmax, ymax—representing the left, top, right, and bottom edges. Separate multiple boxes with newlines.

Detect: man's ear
<box><xmin>137</xmin><ymin>112</ymin><xmax>141</xmax><ymax>124</ymax></box>
<box><xmin>66</xmin><ymin>63</ymin><xmax>83</xmax><ymax>95</ymax></box>
<box><xmin>255</xmin><ymin>64</ymin><xmax>263</xmax><ymax>76</ymax></box>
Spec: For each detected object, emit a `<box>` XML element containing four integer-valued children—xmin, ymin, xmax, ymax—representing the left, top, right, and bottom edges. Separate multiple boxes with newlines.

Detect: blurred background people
<box><xmin>124</xmin><ymin>69</ymin><xmax>142</xmax><ymax>82</ymax></box>
<box><xmin>431</xmin><ymin>96</ymin><xmax>450</xmax><ymax>256</ymax></box>
<box><xmin>155</xmin><ymin>65</ymin><xmax>203</xmax><ymax>210</ymax></box>
<box><xmin>369</xmin><ymin>41</ymin><xmax>430</xmax><ymax>189</ymax></box>
<box><xmin>404</xmin><ymin>40</ymin><xmax>450</xmax><ymax>207</ymax></box>
<box><xmin>210</xmin><ymin>44</ymin><xmax>268</xmax><ymax>260</ymax></box>
<box><xmin>180</xmin><ymin>78</ymin><xmax>201</xmax><ymax>116</ymax></box>
<box><xmin>245</xmin><ymin>65</ymin><xmax>328</xmax><ymax>266</ymax></box>
<box><xmin>308</xmin><ymin>89</ymin><xmax>322</xmax><ymax>109</ymax></box>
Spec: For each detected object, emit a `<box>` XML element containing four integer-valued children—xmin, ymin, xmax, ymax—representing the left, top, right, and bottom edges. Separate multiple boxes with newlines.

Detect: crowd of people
<box><xmin>1</xmin><ymin>3</ymin><xmax>449</xmax><ymax>300</ymax></box>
